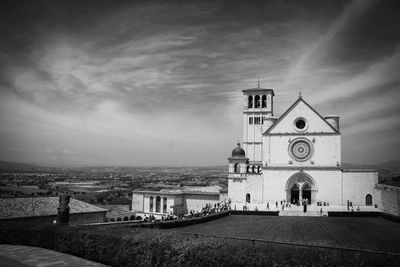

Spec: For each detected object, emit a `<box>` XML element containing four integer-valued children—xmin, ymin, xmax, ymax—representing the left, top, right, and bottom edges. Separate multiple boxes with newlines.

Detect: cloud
<box><xmin>0</xmin><ymin>0</ymin><xmax>399</xmax><ymax>165</ymax></box>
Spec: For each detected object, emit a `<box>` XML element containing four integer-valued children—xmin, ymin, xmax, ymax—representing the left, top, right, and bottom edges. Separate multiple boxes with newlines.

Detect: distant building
<box><xmin>0</xmin><ymin>197</ymin><xmax>107</xmax><ymax>224</ymax></box>
<box><xmin>228</xmin><ymin>88</ymin><xmax>379</xmax><ymax>207</ymax></box>
<box><xmin>131</xmin><ymin>186</ymin><xmax>225</xmax><ymax>217</ymax></box>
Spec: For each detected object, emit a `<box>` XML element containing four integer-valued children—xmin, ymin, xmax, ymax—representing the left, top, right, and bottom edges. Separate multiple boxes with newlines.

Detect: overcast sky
<box><xmin>0</xmin><ymin>0</ymin><xmax>399</xmax><ymax>166</ymax></box>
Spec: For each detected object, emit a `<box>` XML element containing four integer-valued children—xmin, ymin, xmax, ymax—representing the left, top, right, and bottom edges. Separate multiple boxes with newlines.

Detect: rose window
<box><xmin>289</xmin><ymin>138</ymin><xmax>313</xmax><ymax>162</ymax></box>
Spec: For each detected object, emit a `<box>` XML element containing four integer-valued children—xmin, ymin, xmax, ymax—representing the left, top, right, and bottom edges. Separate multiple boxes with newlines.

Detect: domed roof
<box><xmin>232</xmin><ymin>143</ymin><xmax>245</xmax><ymax>157</ymax></box>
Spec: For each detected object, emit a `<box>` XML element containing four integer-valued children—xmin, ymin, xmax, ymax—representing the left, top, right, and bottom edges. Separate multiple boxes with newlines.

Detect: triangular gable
<box><xmin>265</xmin><ymin>97</ymin><xmax>338</xmax><ymax>135</ymax></box>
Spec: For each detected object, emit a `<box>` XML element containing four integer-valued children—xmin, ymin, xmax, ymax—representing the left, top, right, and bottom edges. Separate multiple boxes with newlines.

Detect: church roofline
<box><xmin>263</xmin><ymin>97</ymin><xmax>339</xmax><ymax>135</ymax></box>
<box><xmin>242</xmin><ymin>88</ymin><xmax>275</xmax><ymax>96</ymax></box>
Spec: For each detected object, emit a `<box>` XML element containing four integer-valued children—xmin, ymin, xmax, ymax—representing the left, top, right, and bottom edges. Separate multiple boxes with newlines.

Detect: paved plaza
<box><xmin>0</xmin><ymin>245</ymin><xmax>108</xmax><ymax>267</ymax></box>
<box><xmin>172</xmin><ymin>215</ymin><xmax>400</xmax><ymax>253</ymax></box>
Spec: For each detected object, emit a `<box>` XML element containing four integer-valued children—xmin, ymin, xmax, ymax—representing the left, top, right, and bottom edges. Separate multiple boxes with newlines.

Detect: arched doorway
<box><xmin>290</xmin><ymin>184</ymin><xmax>299</xmax><ymax>204</ymax></box>
<box><xmin>246</xmin><ymin>193</ymin><xmax>251</xmax><ymax>203</ymax></box>
<box><xmin>285</xmin><ymin>172</ymin><xmax>317</xmax><ymax>204</ymax></box>
<box><xmin>302</xmin><ymin>184</ymin><xmax>311</xmax><ymax>204</ymax></box>
<box><xmin>365</xmin><ymin>194</ymin><xmax>373</xmax><ymax>206</ymax></box>
<box><xmin>155</xmin><ymin>196</ymin><xmax>161</xmax><ymax>212</ymax></box>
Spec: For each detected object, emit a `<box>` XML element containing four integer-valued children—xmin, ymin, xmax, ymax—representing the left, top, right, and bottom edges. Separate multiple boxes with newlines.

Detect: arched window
<box><xmin>246</xmin><ymin>193</ymin><xmax>251</xmax><ymax>203</ymax></box>
<box><xmin>130</xmin><ymin>215</ymin><xmax>135</xmax><ymax>220</ymax></box>
<box><xmin>149</xmin><ymin>197</ymin><xmax>154</xmax><ymax>212</ymax></box>
<box><xmin>248</xmin><ymin>95</ymin><xmax>253</xmax><ymax>108</ymax></box>
<box><xmin>262</xmin><ymin>95</ymin><xmax>267</xmax><ymax>108</ymax></box>
<box><xmin>163</xmin><ymin>197</ymin><xmax>167</xmax><ymax>213</ymax></box>
<box><xmin>156</xmin><ymin>196</ymin><xmax>161</xmax><ymax>212</ymax></box>
<box><xmin>110</xmin><ymin>218</ymin><xmax>115</xmax><ymax>222</ymax></box>
<box><xmin>123</xmin><ymin>216</ymin><xmax>128</xmax><ymax>221</ymax></box>
<box><xmin>255</xmin><ymin>95</ymin><xmax>260</xmax><ymax>108</ymax></box>
<box><xmin>257</xmin><ymin>166</ymin><xmax>261</xmax><ymax>173</ymax></box>
<box><xmin>116</xmin><ymin>217</ymin><xmax>122</xmax><ymax>222</ymax></box>
<box><xmin>149</xmin><ymin>196</ymin><xmax>154</xmax><ymax>212</ymax></box>
<box><xmin>252</xmin><ymin>166</ymin><xmax>255</xmax><ymax>173</ymax></box>
<box><xmin>365</xmin><ymin>194</ymin><xmax>373</xmax><ymax>206</ymax></box>
<box><xmin>246</xmin><ymin>165</ymin><xmax>250</xmax><ymax>173</ymax></box>
<box><xmin>234</xmin><ymin>163</ymin><xmax>239</xmax><ymax>173</ymax></box>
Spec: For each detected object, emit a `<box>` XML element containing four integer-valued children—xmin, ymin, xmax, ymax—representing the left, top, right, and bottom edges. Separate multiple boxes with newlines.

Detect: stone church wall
<box><xmin>307</xmin><ymin>170</ymin><xmax>342</xmax><ymax>205</ymax></box>
<box><xmin>245</xmin><ymin>175</ymin><xmax>263</xmax><ymax>203</ymax></box>
<box><xmin>265</xmin><ymin>135</ymin><xmax>340</xmax><ymax>167</ymax></box>
<box><xmin>263</xmin><ymin>169</ymin><xmax>292</xmax><ymax>202</ymax></box>
<box><xmin>342</xmin><ymin>170</ymin><xmax>377</xmax><ymax>206</ymax></box>
<box><xmin>376</xmin><ymin>184</ymin><xmax>400</xmax><ymax>216</ymax></box>
<box><xmin>228</xmin><ymin>178</ymin><xmax>246</xmax><ymax>203</ymax></box>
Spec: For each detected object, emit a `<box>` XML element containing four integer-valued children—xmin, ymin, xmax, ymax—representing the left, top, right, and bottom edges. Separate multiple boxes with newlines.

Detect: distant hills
<box><xmin>0</xmin><ymin>160</ymin><xmax>399</xmax><ymax>173</ymax></box>
<box><xmin>0</xmin><ymin>161</ymin><xmax>43</xmax><ymax>172</ymax></box>
<box><xmin>342</xmin><ymin>161</ymin><xmax>400</xmax><ymax>170</ymax></box>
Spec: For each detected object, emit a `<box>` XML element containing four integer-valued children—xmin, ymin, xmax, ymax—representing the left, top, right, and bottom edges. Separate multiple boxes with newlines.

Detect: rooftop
<box><xmin>0</xmin><ymin>197</ymin><xmax>108</xmax><ymax>219</ymax></box>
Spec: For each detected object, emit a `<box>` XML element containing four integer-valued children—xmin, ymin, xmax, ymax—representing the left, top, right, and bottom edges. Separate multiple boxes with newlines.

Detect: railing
<box><xmin>175</xmin><ymin>231</ymin><xmax>400</xmax><ymax>257</ymax></box>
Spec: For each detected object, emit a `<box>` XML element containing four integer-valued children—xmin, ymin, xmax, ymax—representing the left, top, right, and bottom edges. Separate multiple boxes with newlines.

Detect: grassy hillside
<box><xmin>0</xmin><ymin>222</ymin><xmax>398</xmax><ymax>266</ymax></box>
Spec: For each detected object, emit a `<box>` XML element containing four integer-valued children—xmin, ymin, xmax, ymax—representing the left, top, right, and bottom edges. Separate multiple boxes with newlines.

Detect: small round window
<box><xmin>294</xmin><ymin>117</ymin><xmax>308</xmax><ymax>132</ymax></box>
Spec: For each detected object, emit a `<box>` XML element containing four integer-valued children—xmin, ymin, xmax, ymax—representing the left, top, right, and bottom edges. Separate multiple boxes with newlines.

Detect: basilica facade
<box><xmin>228</xmin><ymin>88</ymin><xmax>378</xmax><ymax>207</ymax></box>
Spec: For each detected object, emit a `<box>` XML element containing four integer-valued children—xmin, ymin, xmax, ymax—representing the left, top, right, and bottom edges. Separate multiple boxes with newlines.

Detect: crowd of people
<box><xmin>142</xmin><ymin>199</ymin><xmax>232</xmax><ymax>222</ymax></box>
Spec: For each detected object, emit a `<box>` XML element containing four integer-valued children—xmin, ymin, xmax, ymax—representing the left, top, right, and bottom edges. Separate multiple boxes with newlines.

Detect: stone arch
<box><xmin>257</xmin><ymin>166</ymin><xmax>261</xmax><ymax>173</ymax></box>
<box><xmin>365</xmin><ymin>194</ymin><xmax>373</xmax><ymax>206</ymax></box>
<box><xmin>110</xmin><ymin>218</ymin><xmax>115</xmax><ymax>222</ymax></box>
<box><xmin>123</xmin><ymin>216</ymin><xmax>128</xmax><ymax>221</ymax></box>
<box><xmin>248</xmin><ymin>95</ymin><xmax>253</xmax><ymax>108</ymax></box>
<box><xmin>262</xmin><ymin>95</ymin><xmax>267</xmax><ymax>108</ymax></box>
<box><xmin>130</xmin><ymin>215</ymin><xmax>135</xmax><ymax>220</ymax></box>
<box><xmin>252</xmin><ymin>166</ymin><xmax>255</xmax><ymax>173</ymax></box>
<box><xmin>246</xmin><ymin>193</ymin><xmax>251</xmax><ymax>203</ymax></box>
<box><xmin>255</xmin><ymin>95</ymin><xmax>260</xmax><ymax>108</ymax></box>
<box><xmin>234</xmin><ymin>163</ymin><xmax>239</xmax><ymax>173</ymax></box>
<box><xmin>116</xmin><ymin>217</ymin><xmax>122</xmax><ymax>222</ymax></box>
<box><xmin>156</xmin><ymin>196</ymin><xmax>161</xmax><ymax>212</ymax></box>
<box><xmin>246</xmin><ymin>165</ymin><xmax>250</xmax><ymax>173</ymax></box>
<box><xmin>285</xmin><ymin>172</ymin><xmax>317</xmax><ymax>204</ymax></box>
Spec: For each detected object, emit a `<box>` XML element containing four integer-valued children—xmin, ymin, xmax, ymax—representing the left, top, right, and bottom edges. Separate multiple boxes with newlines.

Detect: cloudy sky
<box><xmin>0</xmin><ymin>0</ymin><xmax>399</xmax><ymax>166</ymax></box>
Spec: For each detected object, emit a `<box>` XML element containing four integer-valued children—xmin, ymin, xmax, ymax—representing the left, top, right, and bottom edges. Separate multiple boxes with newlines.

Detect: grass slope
<box><xmin>0</xmin><ymin>216</ymin><xmax>399</xmax><ymax>266</ymax></box>
<box><xmin>172</xmin><ymin>215</ymin><xmax>400</xmax><ymax>253</ymax></box>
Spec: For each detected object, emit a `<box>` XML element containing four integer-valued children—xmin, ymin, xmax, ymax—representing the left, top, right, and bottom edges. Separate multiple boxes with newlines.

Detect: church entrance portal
<box><xmin>302</xmin><ymin>184</ymin><xmax>311</xmax><ymax>204</ymax></box>
<box><xmin>286</xmin><ymin>172</ymin><xmax>317</xmax><ymax>205</ymax></box>
<box><xmin>290</xmin><ymin>184</ymin><xmax>299</xmax><ymax>204</ymax></box>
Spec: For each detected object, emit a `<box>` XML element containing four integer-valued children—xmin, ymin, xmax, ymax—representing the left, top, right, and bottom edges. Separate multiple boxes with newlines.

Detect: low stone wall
<box><xmin>376</xmin><ymin>184</ymin><xmax>400</xmax><ymax>216</ymax></box>
<box><xmin>328</xmin><ymin>211</ymin><xmax>381</xmax><ymax>217</ymax></box>
<box><xmin>230</xmin><ymin>210</ymin><xmax>279</xmax><ymax>216</ymax></box>
<box><xmin>0</xmin><ymin>212</ymin><xmax>106</xmax><ymax>225</ymax></box>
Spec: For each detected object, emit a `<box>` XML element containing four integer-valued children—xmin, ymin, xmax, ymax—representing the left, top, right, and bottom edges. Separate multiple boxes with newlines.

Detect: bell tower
<box><xmin>242</xmin><ymin>86</ymin><xmax>275</xmax><ymax>166</ymax></box>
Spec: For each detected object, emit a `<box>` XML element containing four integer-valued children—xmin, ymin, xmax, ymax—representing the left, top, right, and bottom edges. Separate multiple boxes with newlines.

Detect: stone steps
<box><xmin>279</xmin><ymin>210</ymin><xmax>322</xmax><ymax>217</ymax></box>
